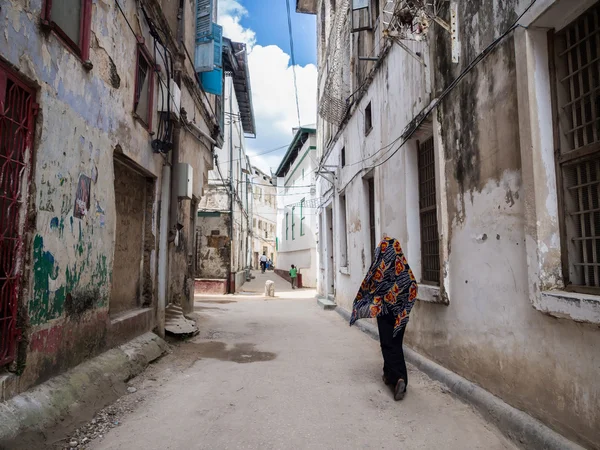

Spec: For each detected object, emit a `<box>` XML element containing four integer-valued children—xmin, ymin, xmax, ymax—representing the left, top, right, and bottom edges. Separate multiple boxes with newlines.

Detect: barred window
<box><xmin>417</xmin><ymin>137</ymin><xmax>440</xmax><ymax>285</ymax></box>
<box><xmin>554</xmin><ymin>3</ymin><xmax>600</xmax><ymax>291</ymax></box>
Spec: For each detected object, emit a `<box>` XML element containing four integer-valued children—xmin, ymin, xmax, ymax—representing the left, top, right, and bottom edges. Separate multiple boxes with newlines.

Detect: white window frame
<box><xmin>515</xmin><ymin>0</ymin><xmax>600</xmax><ymax>324</ymax></box>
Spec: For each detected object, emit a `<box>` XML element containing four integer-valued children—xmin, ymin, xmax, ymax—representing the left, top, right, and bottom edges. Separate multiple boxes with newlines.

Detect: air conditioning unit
<box><xmin>175</xmin><ymin>163</ymin><xmax>193</xmax><ymax>199</ymax></box>
<box><xmin>158</xmin><ymin>78</ymin><xmax>181</xmax><ymax>119</ymax></box>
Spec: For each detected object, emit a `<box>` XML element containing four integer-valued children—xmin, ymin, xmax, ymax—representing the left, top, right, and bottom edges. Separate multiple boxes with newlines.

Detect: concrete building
<box><xmin>196</xmin><ymin>37</ymin><xmax>256</xmax><ymax>294</ymax></box>
<box><xmin>275</xmin><ymin>127</ymin><xmax>318</xmax><ymax>287</ymax></box>
<box><xmin>0</xmin><ymin>0</ymin><xmax>222</xmax><ymax>399</ymax></box>
<box><xmin>251</xmin><ymin>166</ymin><xmax>277</xmax><ymax>269</ymax></box>
<box><xmin>299</xmin><ymin>0</ymin><xmax>600</xmax><ymax>448</ymax></box>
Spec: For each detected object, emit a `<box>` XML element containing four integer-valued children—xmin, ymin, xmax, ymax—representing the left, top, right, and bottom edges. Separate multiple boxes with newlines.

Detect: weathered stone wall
<box><xmin>196</xmin><ymin>213</ymin><xmax>231</xmax><ymax>280</ymax></box>
<box><xmin>405</xmin><ymin>2</ymin><xmax>600</xmax><ymax>447</ymax></box>
<box><xmin>0</xmin><ymin>0</ymin><xmax>167</xmax><ymax>395</ymax></box>
<box><xmin>313</xmin><ymin>1</ymin><xmax>600</xmax><ymax>447</ymax></box>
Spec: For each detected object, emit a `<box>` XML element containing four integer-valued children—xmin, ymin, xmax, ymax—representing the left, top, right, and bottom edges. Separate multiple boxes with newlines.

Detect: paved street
<box><xmin>89</xmin><ymin>271</ymin><xmax>516</xmax><ymax>450</ymax></box>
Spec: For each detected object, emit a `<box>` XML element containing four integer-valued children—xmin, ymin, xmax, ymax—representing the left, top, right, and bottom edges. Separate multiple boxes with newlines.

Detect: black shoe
<box><xmin>394</xmin><ymin>379</ymin><xmax>406</xmax><ymax>401</ymax></box>
<box><xmin>382</xmin><ymin>374</ymin><xmax>392</xmax><ymax>386</ymax></box>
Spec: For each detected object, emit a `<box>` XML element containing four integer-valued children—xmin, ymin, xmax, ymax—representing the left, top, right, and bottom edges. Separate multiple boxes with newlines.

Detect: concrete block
<box><xmin>317</xmin><ymin>297</ymin><xmax>336</xmax><ymax>310</ymax></box>
<box><xmin>265</xmin><ymin>280</ymin><xmax>275</xmax><ymax>297</ymax></box>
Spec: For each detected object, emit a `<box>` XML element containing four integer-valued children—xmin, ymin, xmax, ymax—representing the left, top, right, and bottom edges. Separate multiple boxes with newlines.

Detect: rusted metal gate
<box><xmin>0</xmin><ymin>63</ymin><xmax>36</xmax><ymax>366</ymax></box>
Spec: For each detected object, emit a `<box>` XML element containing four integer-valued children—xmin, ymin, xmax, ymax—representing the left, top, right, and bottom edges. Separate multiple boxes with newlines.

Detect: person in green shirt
<box><xmin>289</xmin><ymin>265</ymin><xmax>298</xmax><ymax>289</ymax></box>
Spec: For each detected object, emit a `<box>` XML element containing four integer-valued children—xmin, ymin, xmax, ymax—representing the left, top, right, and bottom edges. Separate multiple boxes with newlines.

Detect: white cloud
<box><xmin>217</xmin><ymin>0</ymin><xmax>256</xmax><ymax>49</ymax></box>
<box><xmin>218</xmin><ymin>1</ymin><xmax>317</xmax><ymax>174</ymax></box>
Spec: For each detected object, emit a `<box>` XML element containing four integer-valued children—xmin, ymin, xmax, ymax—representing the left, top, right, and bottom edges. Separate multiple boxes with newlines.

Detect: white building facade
<box><xmin>251</xmin><ymin>167</ymin><xmax>277</xmax><ymax>268</ymax></box>
<box><xmin>196</xmin><ymin>37</ymin><xmax>256</xmax><ymax>293</ymax></box>
<box><xmin>298</xmin><ymin>0</ymin><xmax>600</xmax><ymax>447</ymax></box>
<box><xmin>275</xmin><ymin>127</ymin><xmax>319</xmax><ymax>287</ymax></box>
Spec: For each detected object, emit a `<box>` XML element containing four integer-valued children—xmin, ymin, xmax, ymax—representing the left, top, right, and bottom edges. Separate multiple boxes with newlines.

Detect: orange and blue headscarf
<box><xmin>350</xmin><ymin>237</ymin><xmax>418</xmax><ymax>336</ymax></box>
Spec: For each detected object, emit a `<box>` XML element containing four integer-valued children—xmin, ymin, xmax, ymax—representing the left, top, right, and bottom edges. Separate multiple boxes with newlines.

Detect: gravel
<box><xmin>57</xmin><ymin>391</ymin><xmax>146</xmax><ymax>449</ymax></box>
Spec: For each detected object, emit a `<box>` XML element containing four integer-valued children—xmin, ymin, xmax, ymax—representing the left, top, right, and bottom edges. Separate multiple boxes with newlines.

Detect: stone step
<box><xmin>317</xmin><ymin>297</ymin><xmax>336</xmax><ymax>310</ymax></box>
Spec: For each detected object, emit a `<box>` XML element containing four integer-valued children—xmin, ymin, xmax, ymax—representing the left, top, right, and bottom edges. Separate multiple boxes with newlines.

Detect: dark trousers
<box><xmin>377</xmin><ymin>313</ymin><xmax>408</xmax><ymax>387</ymax></box>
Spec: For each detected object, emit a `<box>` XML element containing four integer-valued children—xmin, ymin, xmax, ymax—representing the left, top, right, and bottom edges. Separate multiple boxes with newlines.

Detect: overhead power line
<box><xmin>332</xmin><ymin>0</ymin><xmax>540</xmax><ymax>194</ymax></box>
<box><xmin>286</xmin><ymin>0</ymin><xmax>302</xmax><ymax>128</ymax></box>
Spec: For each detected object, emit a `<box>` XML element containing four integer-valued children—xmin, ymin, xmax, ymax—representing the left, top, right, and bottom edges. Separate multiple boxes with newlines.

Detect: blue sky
<box><xmin>218</xmin><ymin>0</ymin><xmax>318</xmax><ymax>174</ymax></box>
<box><xmin>240</xmin><ymin>1</ymin><xmax>317</xmax><ymax>67</ymax></box>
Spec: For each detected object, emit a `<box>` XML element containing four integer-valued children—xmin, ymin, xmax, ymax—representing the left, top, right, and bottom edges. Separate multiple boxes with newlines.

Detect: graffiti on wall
<box><xmin>74</xmin><ymin>175</ymin><xmax>91</xmax><ymax>219</ymax></box>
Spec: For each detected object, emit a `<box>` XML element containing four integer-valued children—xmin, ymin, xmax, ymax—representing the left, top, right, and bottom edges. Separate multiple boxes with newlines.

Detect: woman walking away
<box><xmin>350</xmin><ymin>237</ymin><xmax>418</xmax><ymax>401</ymax></box>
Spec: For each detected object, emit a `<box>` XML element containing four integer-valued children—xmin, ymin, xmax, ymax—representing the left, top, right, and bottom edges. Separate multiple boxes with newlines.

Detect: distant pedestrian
<box><xmin>289</xmin><ymin>265</ymin><xmax>298</xmax><ymax>289</ymax></box>
<box><xmin>260</xmin><ymin>252</ymin><xmax>268</xmax><ymax>273</ymax></box>
<box><xmin>349</xmin><ymin>236</ymin><xmax>418</xmax><ymax>401</ymax></box>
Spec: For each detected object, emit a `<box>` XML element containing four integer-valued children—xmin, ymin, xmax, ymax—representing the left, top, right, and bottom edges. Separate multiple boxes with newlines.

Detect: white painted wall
<box><xmin>311</xmin><ymin>0</ymin><xmax>600</xmax><ymax>446</ymax></box>
<box><xmin>277</xmin><ymin>133</ymin><xmax>319</xmax><ymax>287</ymax></box>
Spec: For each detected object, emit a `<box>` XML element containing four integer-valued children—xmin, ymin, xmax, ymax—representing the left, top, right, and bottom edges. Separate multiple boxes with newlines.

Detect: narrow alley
<box><xmin>55</xmin><ymin>272</ymin><xmax>514</xmax><ymax>450</ymax></box>
<box><xmin>2</xmin><ymin>1</ymin><xmax>599</xmax><ymax>449</ymax></box>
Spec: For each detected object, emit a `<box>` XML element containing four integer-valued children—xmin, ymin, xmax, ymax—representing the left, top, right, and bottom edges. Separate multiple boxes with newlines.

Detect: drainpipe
<box><xmin>157</xmin><ymin>162</ymin><xmax>171</xmax><ymax>337</ymax></box>
<box><xmin>228</xmin><ymin>76</ymin><xmax>234</xmax><ymax>293</ymax></box>
<box><xmin>245</xmin><ymin>172</ymin><xmax>249</xmax><ymax>279</ymax></box>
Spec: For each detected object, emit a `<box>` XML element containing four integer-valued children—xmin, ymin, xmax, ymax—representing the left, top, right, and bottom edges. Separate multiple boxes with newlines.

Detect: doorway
<box><xmin>325</xmin><ymin>205</ymin><xmax>335</xmax><ymax>297</ymax></box>
<box><xmin>110</xmin><ymin>157</ymin><xmax>155</xmax><ymax>316</ymax></box>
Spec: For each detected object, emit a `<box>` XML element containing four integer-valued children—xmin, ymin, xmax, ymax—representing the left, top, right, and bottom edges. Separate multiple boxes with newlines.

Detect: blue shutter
<box><xmin>201</xmin><ymin>68</ymin><xmax>223</xmax><ymax>96</ymax></box>
<box><xmin>196</xmin><ymin>0</ymin><xmax>213</xmax><ymax>42</ymax></box>
<box><xmin>195</xmin><ymin>41</ymin><xmax>214</xmax><ymax>72</ymax></box>
<box><xmin>213</xmin><ymin>24</ymin><xmax>223</xmax><ymax>68</ymax></box>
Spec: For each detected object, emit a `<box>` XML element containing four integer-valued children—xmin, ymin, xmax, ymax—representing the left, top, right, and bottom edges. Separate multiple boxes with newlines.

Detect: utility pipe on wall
<box><xmin>228</xmin><ymin>76</ymin><xmax>235</xmax><ymax>293</ymax></box>
<box><xmin>157</xmin><ymin>163</ymin><xmax>171</xmax><ymax>337</ymax></box>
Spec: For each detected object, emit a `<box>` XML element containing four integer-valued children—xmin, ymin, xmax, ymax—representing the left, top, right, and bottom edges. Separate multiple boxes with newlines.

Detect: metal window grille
<box><xmin>367</xmin><ymin>177</ymin><xmax>376</xmax><ymax>259</ymax></box>
<box><xmin>555</xmin><ymin>3</ymin><xmax>600</xmax><ymax>290</ymax></box>
<box><xmin>0</xmin><ymin>66</ymin><xmax>35</xmax><ymax>366</ymax></box>
<box><xmin>417</xmin><ymin>137</ymin><xmax>439</xmax><ymax>285</ymax></box>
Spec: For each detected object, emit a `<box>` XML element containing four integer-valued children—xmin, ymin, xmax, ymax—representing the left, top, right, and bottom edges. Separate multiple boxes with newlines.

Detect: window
<box><xmin>258</xmin><ymin>220</ymin><xmax>263</xmax><ymax>231</ymax></box>
<box><xmin>292</xmin><ymin>206</ymin><xmax>296</xmax><ymax>240</ymax></box>
<box><xmin>300</xmin><ymin>198</ymin><xmax>306</xmax><ymax>236</ymax></box>
<box><xmin>42</xmin><ymin>0</ymin><xmax>92</xmax><ymax>62</ymax></box>
<box><xmin>134</xmin><ymin>45</ymin><xmax>154</xmax><ymax>128</ymax></box>
<box><xmin>339</xmin><ymin>193</ymin><xmax>348</xmax><ymax>267</ymax></box>
<box><xmin>253</xmin><ymin>218</ymin><xmax>257</xmax><ymax>228</ymax></box>
<box><xmin>365</xmin><ymin>101</ymin><xmax>372</xmax><ymax>135</ymax></box>
<box><xmin>417</xmin><ymin>137</ymin><xmax>440</xmax><ymax>285</ymax></box>
<box><xmin>341</xmin><ymin>146</ymin><xmax>346</xmax><ymax>167</ymax></box>
<box><xmin>286</xmin><ymin>212</ymin><xmax>289</xmax><ymax>240</ymax></box>
<box><xmin>0</xmin><ymin>63</ymin><xmax>36</xmax><ymax>366</ymax></box>
<box><xmin>366</xmin><ymin>177</ymin><xmax>376</xmax><ymax>259</ymax></box>
<box><xmin>553</xmin><ymin>4</ymin><xmax>600</xmax><ymax>291</ymax></box>
<box><xmin>351</xmin><ymin>0</ymin><xmax>372</xmax><ymax>32</ymax></box>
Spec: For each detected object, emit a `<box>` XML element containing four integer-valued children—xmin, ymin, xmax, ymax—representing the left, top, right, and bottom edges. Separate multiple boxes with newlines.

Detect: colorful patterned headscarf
<box><xmin>350</xmin><ymin>237</ymin><xmax>418</xmax><ymax>336</ymax></box>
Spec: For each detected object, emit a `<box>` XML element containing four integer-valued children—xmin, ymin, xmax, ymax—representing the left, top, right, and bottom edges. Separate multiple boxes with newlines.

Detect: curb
<box><xmin>0</xmin><ymin>332</ymin><xmax>169</xmax><ymax>444</ymax></box>
<box><xmin>335</xmin><ymin>307</ymin><xmax>585</xmax><ymax>450</ymax></box>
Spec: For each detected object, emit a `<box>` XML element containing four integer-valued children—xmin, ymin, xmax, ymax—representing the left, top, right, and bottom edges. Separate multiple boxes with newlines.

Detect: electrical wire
<box><xmin>115</xmin><ymin>0</ymin><xmax>137</xmax><ymax>37</ymax></box>
<box><xmin>331</xmin><ymin>0</ymin><xmax>539</xmax><ymax>193</ymax></box>
<box><xmin>286</xmin><ymin>0</ymin><xmax>302</xmax><ymax>128</ymax></box>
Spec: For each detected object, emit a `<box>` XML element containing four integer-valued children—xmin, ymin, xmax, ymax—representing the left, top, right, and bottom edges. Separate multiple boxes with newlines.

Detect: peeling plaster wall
<box><xmin>315</xmin><ymin>1</ymin><xmax>600</xmax><ymax>447</ymax></box>
<box><xmin>319</xmin><ymin>35</ymin><xmax>430</xmax><ymax>311</ymax></box>
<box><xmin>1</xmin><ymin>0</ymin><xmax>165</xmax><ymax>393</ymax></box>
<box><xmin>196</xmin><ymin>78</ymin><xmax>250</xmax><ymax>284</ymax></box>
<box><xmin>409</xmin><ymin>2</ymin><xmax>600</xmax><ymax>447</ymax></box>
<box><xmin>195</xmin><ymin>212</ymin><xmax>231</xmax><ymax>280</ymax></box>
